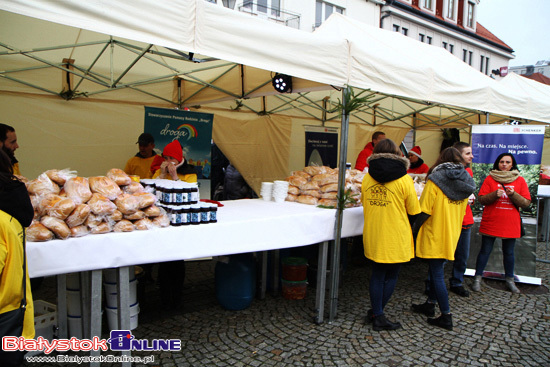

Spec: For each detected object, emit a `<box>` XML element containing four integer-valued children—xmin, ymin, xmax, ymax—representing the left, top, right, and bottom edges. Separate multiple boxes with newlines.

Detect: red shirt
<box><xmin>479</xmin><ymin>175</ymin><xmax>530</xmax><ymax>238</ymax></box>
<box><xmin>462</xmin><ymin>167</ymin><xmax>474</xmax><ymax>227</ymax></box>
<box><xmin>407</xmin><ymin>163</ymin><xmax>429</xmax><ymax>174</ymax></box>
<box><xmin>355</xmin><ymin>142</ymin><xmax>374</xmax><ymax>171</ymax></box>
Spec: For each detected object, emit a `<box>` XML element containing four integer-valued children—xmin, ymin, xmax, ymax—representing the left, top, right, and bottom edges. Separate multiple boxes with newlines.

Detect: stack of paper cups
<box><xmin>260</xmin><ymin>182</ymin><xmax>274</xmax><ymax>201</ymax></box>
<box><xmin>272</xmin><ymin>180</ymin><xmax>289</xmax><ymax>203</ymax></box>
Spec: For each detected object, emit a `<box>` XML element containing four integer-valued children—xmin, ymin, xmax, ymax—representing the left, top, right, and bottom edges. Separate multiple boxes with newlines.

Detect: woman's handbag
<box><xmin>0</xmin><ymin>238</ymin><xmax>28</xmax><ymax>366</ymax></box>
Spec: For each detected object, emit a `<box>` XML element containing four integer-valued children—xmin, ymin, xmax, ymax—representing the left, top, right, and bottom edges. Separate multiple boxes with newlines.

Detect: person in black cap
<box><xmin>124</xmin><ymin>132</ymin><xmax>159</xmax><ymax>179</ymax></box>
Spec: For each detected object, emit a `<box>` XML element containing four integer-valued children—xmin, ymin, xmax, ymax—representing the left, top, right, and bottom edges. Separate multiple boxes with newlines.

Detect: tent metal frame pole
<box><xmin>328</xmin><ymin>86</ymin><xmax>350</xmax><ymax>321</ymax></box>
<box><xmin>486</xmin><ymin>112</ymin><xmax>490</xmax><ymax>124</ymax></box>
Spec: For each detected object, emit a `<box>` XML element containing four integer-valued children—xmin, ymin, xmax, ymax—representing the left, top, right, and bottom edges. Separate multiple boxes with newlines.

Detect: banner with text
<box><xmin>305</xmin><ymin>126</ymin><xmax>339</xmax><ymax>169</ymax></box>
<box><xmin>144</xmin><ymin>107</ymin><xmax>213</xmax><ymax>179</ymax></box>
<box><xmin>468</xmin><ymin>125</ymin><xmax>545</xmax><ymax>283</ymax></box>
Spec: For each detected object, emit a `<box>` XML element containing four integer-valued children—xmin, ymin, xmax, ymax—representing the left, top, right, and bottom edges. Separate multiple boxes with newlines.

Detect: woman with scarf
<box><xmin>411</xmin><ymin>147</ymin><xmax>476</xmax><ymax>331</ymax></box>
<box><xmin>0</xmin><ymin>149</ymin><xmax>34</xmax><ymax>366</ymax></box>
<box><xmin>472</xmin><ymin>153</ymin><xmax>530</xmax><ymax>294</ymax></box>
<box><xmin>361</xmin><ymin>139</ymin><xmax>420</xmax><ymax>331</ymax></box>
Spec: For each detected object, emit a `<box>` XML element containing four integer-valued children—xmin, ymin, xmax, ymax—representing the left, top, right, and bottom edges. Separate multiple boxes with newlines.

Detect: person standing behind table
<box><xmin>361</xmin><ymin>139</ymin><xmax>421</xmax><ymax>331</ymax></box>
<box><xmin>0</xmin><ymin>149</ymin><xmax>35</xmax><ymax>367</ymax></box>
<box><xmin>152</xmin><ymin>140</ymin><xmax>197</xmax><ymax>310</ymax></box>
<box><xmin>448</xmin><ymin>142</ymin><xmax>475</xmax><ymax>297</ymax></box>
<box><xmin>471</xmin><ymin>153</ymin><xmax>530</xmax><ymax>294</ymax></box>
<box><xmin>354</xmin><ymin>131</ymin><xmax>386</xmax><ymax>172</ymax></box>
<box><xmin>124</xmin><ymin>132</ymin><xmax>159</xmax><ymax>179</ymax></box>
<box><xmin>411</xmin><ymin>147</ymin><xmax>475</xmax><ymax>331</ymax></box>
<box><xmin>406</xmin><ymin>146</ymin><xmax>429</xmax><ymax>174</ymax></box>
<box><xmin>152</xmin><ymin>140</ymin><xmax>197</xmax><ymax>183</ymax></box>
<box><xmin>0</xmin><ymin>123</ymin><xmax>20</xmax><ymax>176</ymax></box>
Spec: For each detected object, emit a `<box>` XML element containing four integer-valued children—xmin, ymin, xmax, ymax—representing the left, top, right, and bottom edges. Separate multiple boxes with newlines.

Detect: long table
<box><xmin>27</xmin><ymin>199</ymin><xmax>364</xmax><ymax>365</ymax></box>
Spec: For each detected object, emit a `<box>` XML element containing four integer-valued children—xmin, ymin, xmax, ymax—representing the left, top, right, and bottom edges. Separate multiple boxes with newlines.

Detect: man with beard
<box><xmin>0</xmin><ymin>124</ymin><xmax>20</xmax><ymax>175</ymax></box>
<box><xmin>406</xmin><ymin>145</ymin><xmax>429</xmax><ymax>174</ymax></box>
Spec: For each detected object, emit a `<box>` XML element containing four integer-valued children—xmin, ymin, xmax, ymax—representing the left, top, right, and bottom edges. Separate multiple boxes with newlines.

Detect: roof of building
<box><xmin>475</xmin><ymin>23</ymin><xmax>512</xmax><ymax>51</ymax></box>
<box><xmin>523</xmin><ymin>72</ymin><xmax>550</xmax><ymax>85</ymax></box>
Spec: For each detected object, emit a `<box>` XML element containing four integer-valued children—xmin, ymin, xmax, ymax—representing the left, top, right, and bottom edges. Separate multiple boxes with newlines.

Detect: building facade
<box><xmin>510</xmin><ymin>59</ymin><xmax>550</xmax><ymax>78</ymax></box>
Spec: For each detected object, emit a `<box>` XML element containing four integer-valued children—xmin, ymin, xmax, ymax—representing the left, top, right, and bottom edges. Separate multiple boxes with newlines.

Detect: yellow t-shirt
<box><xmin>124</xmin><ymin>155</ymin><xmax>158</xmax><ymax>180</ymax></box>
<box><xmin>12</xmin><ymin>162</ymin><xmax>21</xmax><ymax>176</ymax></box>
<box><xmin>361</xmin><ymin>174</ymin><xmax>420</xmax><ymax>263</ymax></box>
<box><xmin>416</xmin><ymin>180</ymin><xmax>468</xmax><ymax>260</ymax></box>
<box><xmin>0</xmin><ymin>210</ymin><xmax>34</xmax><ymax>339</ymax></box>
<box><xmin>152</xmin><ymin>169</ymin><xmax>197</xmax><ymax>183</ymax></box>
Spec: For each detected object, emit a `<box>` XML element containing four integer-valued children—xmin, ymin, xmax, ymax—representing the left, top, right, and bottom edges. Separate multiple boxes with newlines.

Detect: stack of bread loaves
<box><xmin>25</xmin><ymin>168</ymin><xmax>170</xmax><ymax>242</ymax></box>
<box><xmin>285</xmin><ymin>166</ymin><xmax>363</xmax><ymax>208</ymax></box>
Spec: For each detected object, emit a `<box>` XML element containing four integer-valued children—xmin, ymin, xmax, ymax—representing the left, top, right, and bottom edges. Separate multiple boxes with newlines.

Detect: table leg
<box><xmin>117</xmin><ymin>266</ymin><xmax>132</xmax><ymax>367</ymax></box>
<box><xmin>270</xmin><ymin>250</ymin><xmax>280</xmax><ymax>295</ymax></box>
<box><xmin>315</xmin><ymin>241</ymin><xmax>329</xmax><ymax>324</ymax></box>
<box><xmin>56</xmin><ymin>275</ymin><xmax>68</xmax><ymax>339</ymax></box>
<box><xmin>89</xmin><ymin>270</ymin><xmax>102</xmax><ymax>366</ymax></box>
<box><xmin>259</xmin><ymin>251</ymin><xmax>267</xmax><ymax>300</ymax></box>
<box><xmin>80</xmin><ymin>272</ymin><xmax>91</xmax><ymax>339</ymax></box>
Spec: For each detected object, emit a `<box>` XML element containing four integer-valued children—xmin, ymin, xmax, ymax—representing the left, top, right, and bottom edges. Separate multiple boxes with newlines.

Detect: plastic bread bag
<box><xmin>113</xmin><ymin>219</ymin><xmax>135</xmax><ymax>232</ymax></box>
<box><xmin>26</xmin><ymin>172</ymin><xmax>60</xmax><ymax>196</ymax></box>
<box><xmin>47</xmin><ymin>197</ymin><xmax>76</xmax><ymax>220</ymax></box>
<box><xmin>37</xmin><ymin>193</ymin><xmax>63</xmax><ymax>217</ymax></box>
<box><xmin>123</xmin><ymin>181</ymin><xmax>145</xmax><ymax>194</ymax></box>
<box><xmin>64</xmin><ymin>177</ymin><xmax>93</xmax><ymax>205</ymax></box>
<box><xmin>70</xmin><ymin>225</ymin><xmax>90</xmax><ymax>238</ymax></box>
<box><xmin>114</xmin><ymin>193</ymin><xmax>140</xmax><ymax>215</ymax></box>
<box><xmin>65</xmin><ymin>204</ymin><xmax>91</xmax><ymax>228</ymax></box>
<box><xmin>45</xmin><ymin>168</ymin><xmax>77</xmax><ymax>186</ymax></box>
<box><xmin>26</xmin><ymin>222</ymin><xmax>55</xmax><ymax>242</ymax></box>
<box><xmin>41</xmin><ymin>215</ymin><xmax>70</xmax><ymax>240</ymax></box>
<box><xmin>89</xmin><ymin>221</ymin><xmax>112</xmax><ymax>234</ymax></box>
<box><xmin>106</xmin><ymin>168</ymin><xmax>132</xmax><ymax>186</ymax></box>
<box><xmin>89</xmin><ymin>176</ymin><xmax>122</xmax><ymax>200</ymax></box>
<box><xmin>133</xmin><ymin>192</ymin><xmax>156</xmax><ymax>209</ymax></box>
<box><xmin>88</xmin><ymin>193</ymin><xmax>117</xmax><ymax>216</ymax></box>
<box><xmin>134</xmin><ymin>217</ymin><xmax>153</xmax><ymax>230</ymax></box>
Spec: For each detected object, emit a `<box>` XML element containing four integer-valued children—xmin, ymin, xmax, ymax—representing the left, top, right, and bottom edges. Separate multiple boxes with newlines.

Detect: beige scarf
<box><xmin>489</xmin><ymin>169</ymin><xmax>519</xmax><ymax>184</ymax></box>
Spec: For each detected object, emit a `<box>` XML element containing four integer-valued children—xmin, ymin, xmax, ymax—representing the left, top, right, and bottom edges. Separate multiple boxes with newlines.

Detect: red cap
<box><xmin>410</xmin><ymin>146</ymin><xmax>422</xmax><ymax>158</ymax></box>
<box><xmin>162</xmin><ymin>140</ymin><xmax>183</xmax><ymax>163</ymax></box>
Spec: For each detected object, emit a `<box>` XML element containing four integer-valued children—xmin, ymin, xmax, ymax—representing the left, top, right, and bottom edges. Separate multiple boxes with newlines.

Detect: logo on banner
<box><xmin>160</xmin><ymin>123</ymin><xmax>198</xmax><ymax>141</ymax></box>
<box><xmin>107</xmin><ymin>330</ymin><xmax>181</xmax><ymax>351</ymax></box>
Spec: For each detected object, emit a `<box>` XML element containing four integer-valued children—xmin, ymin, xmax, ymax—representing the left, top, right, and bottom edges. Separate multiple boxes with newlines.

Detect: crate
<box><xmin>34</xmin><ymin>300</ymin><xmax>57</xmax><ymax>340</ymax></box>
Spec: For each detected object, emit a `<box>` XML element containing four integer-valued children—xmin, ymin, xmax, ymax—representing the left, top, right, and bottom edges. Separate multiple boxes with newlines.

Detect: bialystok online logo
<box><xmin>2</xmin><ymin>330</ymin><xmax>181</xmax><ymax>354</ymax></box>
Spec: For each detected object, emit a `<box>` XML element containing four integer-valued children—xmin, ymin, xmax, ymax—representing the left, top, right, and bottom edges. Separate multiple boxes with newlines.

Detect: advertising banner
<box><xmin>304</xmin><ymin>126</ymin><xmax>339</xmax><ymax>168</ymax></box>
<box><xmin>144</xmin><ymin>107</ymin><xmax>213</xmax><ymax>179</ymax></box>
<box><xmin>468</xmin><ymin>125</ymin><xmax>545</xmax><ymax>284</ymax></box>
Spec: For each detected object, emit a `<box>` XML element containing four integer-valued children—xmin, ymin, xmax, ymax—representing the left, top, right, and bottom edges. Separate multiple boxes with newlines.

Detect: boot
<box><xmin>471</xmin><ymin>275</ymin><xmax>482</xmax><ymax>292</ymax></box>
<box><xmin>372</xmin><ymin>314</ymin><xmax>401</xmax><ymax>331</ymax></box>
<box><xmin>365</xmin><ymin>309</ymin><xmax>374</xmax><ymax>324</ymax></box>
<box><xmin>427</xmin><ymin>313</ymin><xmax>453</xmax><ymax>331</ymax></box>
<box><xmin>505</xmin><ymin>277</ymin><xmax>520</xmax><ymax>294</ymax></box>
<box><xmin>411</xmin><ymin>301</ymin><xmax>436</xmax><ymax>317</ymax></box>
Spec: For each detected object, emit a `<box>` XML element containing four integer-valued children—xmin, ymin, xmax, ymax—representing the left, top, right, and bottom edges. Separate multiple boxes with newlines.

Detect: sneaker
<box><xmin>427</xmin><ymin>313</ymin><xmax>453</xmax><ymax>331</ymax></box>
<box><xmin>450</xmin><ymin>285</ymin><xmax>470</xmax><ymax>297</ymax></box>
<box><xmin>364</xmin><ymin>309</ymin><xmax>374</xmax><ymax>324</ymax></box>
<box><xmin>411</xmin><ymin>301</ymin><xmax>436</xmax><ymax>317</ymax></box>
<box><xmin>372</xmin><ymin>314</ymin><xmax>402</xmax><ymax>331</ymax></box>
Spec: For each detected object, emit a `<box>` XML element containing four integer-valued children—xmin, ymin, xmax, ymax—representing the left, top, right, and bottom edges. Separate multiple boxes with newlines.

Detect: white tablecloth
<box><xmin>28</xmin><ymin>199</ymin><xmax>364</xmax><ymax>278</ymax></box>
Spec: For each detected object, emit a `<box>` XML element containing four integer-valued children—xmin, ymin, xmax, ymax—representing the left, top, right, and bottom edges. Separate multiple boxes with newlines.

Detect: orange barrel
<box><xmin>281</xmin><ymin>257</ymin><xmax>308</xmax><ymax>281</ymax></box>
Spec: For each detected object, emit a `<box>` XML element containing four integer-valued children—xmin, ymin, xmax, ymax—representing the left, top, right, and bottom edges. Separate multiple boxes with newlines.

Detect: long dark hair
<box><xmin>427</xmin><ymin>147</ymin><xmax>464</xmax><ymax>177</ymax></box>
<box><xmin>373</xmin><ymin>139</ymin><xmax>400</xmax><ymax>155</ymax></box>
<box><xmin>493</xmin><ymin>153</ymin><xmax>519</xmax><ymax>171</ymax></box>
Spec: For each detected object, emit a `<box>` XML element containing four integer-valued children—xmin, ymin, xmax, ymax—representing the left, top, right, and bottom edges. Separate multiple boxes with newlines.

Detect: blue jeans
<box><xmin>369</xmin><ymin>262</ymin><xmax>401</xmax><ymax>317</ymax></box>
<box><xmin>449</xmin><ymin>227</ymin><xmax>471</xmax><ymax>287</ymax></box>
<box><xmin>475</xmin><ymin>235</ymin><xmax>516</xmax><ymax>278</ymax></box>
<box><xmin>427</xmin><ymin>259</ymin><xmax>450</xmax><ymax>315</ymax></box>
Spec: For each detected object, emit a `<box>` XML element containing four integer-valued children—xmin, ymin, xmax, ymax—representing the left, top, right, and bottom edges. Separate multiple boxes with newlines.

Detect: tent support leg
<box><xmin>329</xmin><ymin>86</ymin><xmax>351</xmax><ymax>322</ymax></box>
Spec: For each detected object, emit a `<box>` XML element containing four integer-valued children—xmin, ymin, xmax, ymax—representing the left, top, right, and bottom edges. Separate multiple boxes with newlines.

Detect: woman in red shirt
<box><xmin>472</xmin><ymin>153</ymin><xmax>531</xmax><ymax>294</ymax></box>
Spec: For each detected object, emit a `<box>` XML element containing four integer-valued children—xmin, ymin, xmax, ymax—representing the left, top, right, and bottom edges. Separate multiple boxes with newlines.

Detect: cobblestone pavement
<box><xmin>25</xmin><ymin>244</ymin><xmax>550</xmax><ymax>367</ymax></box>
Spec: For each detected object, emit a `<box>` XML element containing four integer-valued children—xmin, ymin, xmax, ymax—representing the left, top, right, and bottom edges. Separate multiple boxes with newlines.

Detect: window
<box><xmin>401</xmin><ymin>28</ymin><xmax>408</xmax><ymax>36</ymax></box>
<box><xmin>242</xmin><ymin>0</ymin><xmax>280</xmax><ymax>16</ymax></box>
<box><xmin>315</xmin><ymin>1</ymin><xmax>344</xmax><ymax>27</ymax></box>
<box><xmin>480</xmin><ymin>55</ymin><xmax>485</xmax><ymax>73</ymax></box>
<box><xmin>393</xmin><ymin>24</ymin><xmax>400</xmax><ymax>32</ymax></box>
<box><xmin>486</xmin><ymin>57</ymin><xmax>490</xmax><ymax>75</ymax></box>
<box><xmin>442</xmin><ymin>41</ymin><xmax>448</xmax><ymax>50</ymax></box>
<box><xmin>258</xmin><ymin>0</ymin><xmax>267</xmax><ymax>12</ymax></box>
<box><xmin>446</xmin><ymin>0</ymin><xmax>455</xmax><ymax>19</ymax></box>
<box><xmin>467</xmin><ymin>1</ymin><xmax>475</xmax><ymax>28</ymax></box>
<box><xmin>426</xmin><ymin>36</ymin><xmax>432</xmax><ymax>45</ymax></box>
<box><xmin>462</xmin><ymin>49</ymin><xmax>467</xmax><ymax>62</ymax></box>
<box><xmin>419</xmin><ymin>34</ymin><xmax>425</xmax><ymax>42</ymax></box>
<box><xmin>422</xmin><ymin>0</ymin><xmax>433</xmax><ymax>10</ymax></box>
<box><xmin>449</xmin><ymin>44</ymin><xmax>454</xmax><ymax>54</ymax></box>
<box><xmin>468</xmin><ymin>51</ymin><xmax>473</xmax><ymax>66</ymax></box>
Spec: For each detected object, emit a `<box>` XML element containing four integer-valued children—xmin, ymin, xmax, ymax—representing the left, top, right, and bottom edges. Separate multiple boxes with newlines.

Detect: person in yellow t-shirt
<box><xmin>361</xmin><ymin>139</ymin><xmax>420</xmax><ymax>331</ymax></box>
<box><xmin>124</xmin><ymin>133</ymin><xmax>159</xmax><ymax>179</ymax></box>
<box><xmin>0</xmin><ymin>123</ymin><xmax>21</xmax><ymax>176</ymax></box>
<box><xmin>411</xmin><ymin>147</ymin><xmax>475</xmax><ymax>331</ymax></box>
<box><xmin>0</xmin><ymin>149</ymin><xmax>34</xmax><ymax>366</ymax></box>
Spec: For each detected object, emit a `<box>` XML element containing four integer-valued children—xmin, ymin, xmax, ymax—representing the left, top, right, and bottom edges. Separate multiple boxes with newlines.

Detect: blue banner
<box><xmin>144</xmin><ymin>107</ymin><xmax>213</xmax><ymax>179</ymax></box>
<box><xmin>305</xmin><ymin>126</ymin><xmax>339</xmax><ymax>168</ymax></box>
<box><xmin>472</xmin><ymin>125</ymin><xmax>545</xmax><ymax>165</ymax></box>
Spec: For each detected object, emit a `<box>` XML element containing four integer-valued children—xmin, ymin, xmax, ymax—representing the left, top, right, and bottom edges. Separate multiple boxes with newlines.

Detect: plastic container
<box><xmin>66</xmin><ymin>272</ymin><xmax>80</xmax><ymax>290</ymax></box>
<box><xmin>282</xmin><ymin>257</ymin><xmax>308</xmax><ymax>281</ymax></box>
<box><xmin>105</xmin><ymin>302</ymin><xmax>140</xmax><ymax>331</ymax></box>
<box><xmin>104</xmin><ymin>266</ymin><xmax>136</xmax><ymax>283</ymax></box>
<box><xmin>281</xmin><ymin>279</ymin><xmax>307</xmax><ymax>300</ymax></box>
<box><xmin>215</xmin><ymin>254</ymin><xmax>256</xmax><ymax>310</ymax></box>
<box><xmin>67</xmin><ymin>315</ymin><xmax>83</xmax><ymax>339</ymax></box>
<box><xmin>66</xmin><ymin>289</ymin><xmax>81</xmax><ymax>316</ymax></box>
<box><xmin>104</xmin><ymin>278</ymin><xmax>138</xmax><ymax>308</ymax></box>
<box><xmin>34</xmin><ymin>300</ymin><xmax>57</xmax><ymax>341</ymax></box>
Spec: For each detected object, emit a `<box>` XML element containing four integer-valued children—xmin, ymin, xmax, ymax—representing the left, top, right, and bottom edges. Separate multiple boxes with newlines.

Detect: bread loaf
<box><xmin>285</xmin><ymin>194</ymin><xmax>298</xmax><ymax>202</ymax></box>
<box><xmin>318</xmin><ymin>198</ymin><xmax>337</xmax><ymax>207</ymax></box>
<box><xmin>27</xmin><ymin>173</ymin><xmax>60</xmax><ymax>196</ymax></box>
<box><xmin>89</xmin><ymin>176</ymin><xmax>122</xmax><ymax>200</ymax></box>
<box><xmin>288</xmin><ymin>185</ymin><xmax>300</xmax><ymax>195</ymax></box>
<box><xmin>64</xmin><ymin>177</ymin><xmax>93</xmax><ymax>205</ymax></box>
<box><xmin>114</xmin><ymin>193</ymin><xmax>139</xmax><ymax>215</ymax></box>
<box><xmin>152</xmin><ymin>214</ymin><xmax>170</xmax><ymax>227</ymax></box>
<box><xmin>124</xmin><ymin>210</ymin><xmax>146</xmax><ymax>221</ymax></box>
<box><xmin>311</xmin><ymin>173</ymin><xmax>338</xmax><ymax>186</ymax></box>
<box><xmin>26</xmin><ymin>222</ymin><xmax>54</xmax><ymax>242</ymax></box>
<box><xmin>41</xmin><ymin>216</ymin><xmax>70</xmax><ymax>240</ymax></box>
<box><xmin>65</xmin><ymin>204</ymin><xmax>91</xmax><ymax>228</ymax></box>
<box><xmin>143</xmin><ymin>205</ymin><xmax>161</xmax><ymax>217</ymax></box>
<box><xmin>320</xmin><ymin>191</ymin><xmax>338</xmax><ymax>200</ymax></box>
<box><xmin>45</xmin><ymin>169</ymin><xmax>76</xmax><ymax>186</ymax></box>
<box><xmin>134</xmin><ymin>218</ymin><xmax>153</xmax><ymax>230</ymax></box>
<box><xmin>48</xmin><ymin>197</ymin><xmax>76</xmax><ymax>220</ymax></box>
<box><xmin>296</xmin><ymin>195</ymin><xmax>318</xmax><ymax>205</ymax></box>
<box><xmin>70</xmin><ymin>225</ymin><xmax>89</xmax><ymax>238</ymax></box>
<box><xmin>38</xmin><ymin>194</ymin><xmax>63</xmax><ymax>217</ymax></box>
<box><xmin>123</xmin><ymin>181</ymin><xmax>144</xmax><ymax>194</ymax></box>
<box><xmin>90</xmin><ymin>221</ymin><xmax>112</xmax><ymax>234</ymax></box>
<box><xmin>107</xmin><ymin>210</ymin><xmax>123</xmax><ymax>222</ymax></box>
<box><xmin>88</xmin><ymin>193</ymin><xmax>117</xmax><ymax>215</ymax></box>
<box><xmin>85</xmin><ymin>213</ymin><xmax>103</xmax><ymax>227</ymax></box>
<box><xmin>303</xmin><ymin>166</ymin><xmax>328</xmax><ymax>176</ymax></box>
<box><xmin>113</xmin><ymin>219</ymin><xmax>135</xmax><ymax>232</ymax></box>
<box><xmin>320</xmin><ymin>183</ymin><xmax>338</xmax><ymax>193</ymax></box>
<box><xmin>133</xmin><ymin>192</ymin><xmax>156</xmax><ymax>209</ymax></box>
<box><xmin>106</xmin><ymin>168</ymin><xmax>132</xmax><ymax>186</ymax></box>
<box><xmin>287</xmin><ymin>176</ymin><xmax>308</xmax><ymax>187</ymax></box>
<box><xmin>301</xmin><ymin>189</ymin><xmax>321</xmax><ymax>198</ymax></box>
